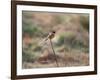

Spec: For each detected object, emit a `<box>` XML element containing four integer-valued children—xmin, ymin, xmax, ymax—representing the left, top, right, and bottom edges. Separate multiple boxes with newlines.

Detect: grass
<box><xmin>22</xmin><ymin>51</ymin><xmax>89</xmax><ymax>69</ymax></box>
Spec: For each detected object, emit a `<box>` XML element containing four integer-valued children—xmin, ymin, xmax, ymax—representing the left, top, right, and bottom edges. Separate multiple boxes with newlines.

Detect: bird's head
<box><xmin>52</xmin><ymin>31</ymin><xmax>55</xmax><ymax>34</ymax></box>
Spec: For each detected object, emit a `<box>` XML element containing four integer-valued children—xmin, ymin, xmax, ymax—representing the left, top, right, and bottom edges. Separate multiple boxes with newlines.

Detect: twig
<box><xmin>49</xmin><ymin>39</ymin><xmax>59</xmax><ymax>67</ymax></box>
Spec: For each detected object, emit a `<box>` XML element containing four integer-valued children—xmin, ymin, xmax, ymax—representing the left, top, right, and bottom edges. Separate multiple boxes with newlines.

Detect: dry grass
<box><xmin>22</xmin><ymin>51</ymin><xmax>89</xmax><ymax>69</ymax></box>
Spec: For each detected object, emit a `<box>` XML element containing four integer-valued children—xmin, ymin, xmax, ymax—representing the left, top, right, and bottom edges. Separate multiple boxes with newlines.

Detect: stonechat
<box><xmin>45</xmin><ymin>31</ymin><xmax>55</xmax><ymax>41</ymax></box>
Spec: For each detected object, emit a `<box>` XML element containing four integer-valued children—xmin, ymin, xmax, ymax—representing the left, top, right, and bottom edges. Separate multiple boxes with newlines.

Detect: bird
<box><xmin>44</xmin><ymin>31</ymin><xmax>56</xmax><ymax>41</ymax></box>
<box><xmin>38</xmin><ymin>31</ymin><xmax>56</xmax><ymax>46</ymax></box>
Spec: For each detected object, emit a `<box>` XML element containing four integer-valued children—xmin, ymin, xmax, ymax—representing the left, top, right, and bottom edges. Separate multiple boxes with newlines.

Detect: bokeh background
<box><xmin>22</xmin><ymin>11</ymin><xmax>89</xmax><ymax>69</ymax></box>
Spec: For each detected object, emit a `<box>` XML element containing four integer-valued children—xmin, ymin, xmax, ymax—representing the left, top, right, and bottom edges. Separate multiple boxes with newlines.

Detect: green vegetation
<box><xmin>22</xmin><ymin>50</ymin><xmax>36</xmax><ymax>62</ymax></box>
<box><xmin>57</xmin><ymin>32</ymin><xmax>89</xmax><ymax>53</ymax></box>
<box><xmin>23</xmin><ymin>25</ymin><xmax>44</xmax><ymax>37</ymax></box>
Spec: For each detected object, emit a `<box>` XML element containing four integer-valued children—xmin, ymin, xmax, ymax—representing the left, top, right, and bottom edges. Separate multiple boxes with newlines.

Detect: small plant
<box><xmin>22</xmin><ymin>50</ymin><xmax>37</xmax><ymax>63</ymax></box>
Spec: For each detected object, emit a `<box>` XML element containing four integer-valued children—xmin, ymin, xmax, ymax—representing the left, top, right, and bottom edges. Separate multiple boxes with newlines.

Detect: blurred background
<box><xmin>22</xmin><ymin>11</ymin><xmax>89</xmax><ymax>69</ymax></box>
